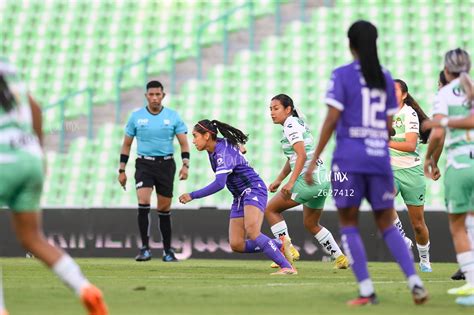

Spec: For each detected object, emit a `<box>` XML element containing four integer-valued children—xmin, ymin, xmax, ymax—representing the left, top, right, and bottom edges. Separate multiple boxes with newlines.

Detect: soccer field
<box><xmin>0</xmin><ymin>258</ymin><xmax>470</xmax><ymax>315</ymax></box>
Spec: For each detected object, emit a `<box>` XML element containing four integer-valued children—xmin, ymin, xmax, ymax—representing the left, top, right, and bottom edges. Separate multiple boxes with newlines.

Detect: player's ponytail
<box><xmin>271</xmin><ymin>94</ymin><xmax>300</xmax><ymax>118</ymax></box>
<box><xmin>211</xmin><ymin>120</ymin><xmax>248</xmax><ymax>146</ymax></box>
<box><xmin>444</xmin><ymin>48</ymin><xmax>473</xmax><ymax>108</ymax></box>
<box><xmin>394</xmin><ymin>79</ymin><xmax>430</xmax><ymax>144</ymax></box>
<box><xmin>0</xmin><ymin>74</ymin><xmax>16</xmax><ymax>112</ymax></box>
<box><xmin>194</xmin><ymin>119</ymin><xmax>248</xmax><ymax>146</ymax></box>
<box><xmin>348</xmin><ymin>20</ymin><xmax>386</xmax><ymax>90</ymax></box>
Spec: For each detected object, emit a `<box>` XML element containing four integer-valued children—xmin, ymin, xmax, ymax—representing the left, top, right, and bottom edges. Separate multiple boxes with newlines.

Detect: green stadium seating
<box><xmin>37</xmin><ymin>1</ymin><xmax>472</xmax><ymax>208</ymax></box>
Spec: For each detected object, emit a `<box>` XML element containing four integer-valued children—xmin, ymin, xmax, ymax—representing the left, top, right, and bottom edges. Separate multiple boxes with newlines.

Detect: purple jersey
<box><xmin>209</xmin><ymin>138</ymin><xmax>265</xmax><ymax>197</ymax></box>
<box><xmin>325</xmin><ymin>61</ymin><xmax>398</xmax><ymax>174</ymax></box>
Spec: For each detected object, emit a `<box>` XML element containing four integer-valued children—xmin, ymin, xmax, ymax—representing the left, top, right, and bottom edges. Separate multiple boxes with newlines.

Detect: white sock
<box><xmin>466</xmin><ymin>215</ymin><xmax>474</xmax><ymax>250</ymax></box>
<box><xmin>315</xmin><ymin>227</ymin><xmax>343</xmax><ymax>259</ymax></box>
<box><xmin>457</xmin><ymin>251</ymin><xmax>474</xmax><ymax>285</ymax></box>
<box><xmin>393</xmin><ymin>217</ymin><xmax>407</xmax><ymax>238</ymax></box>
<box><xmin>0</xmin><ymin>267</ymin><xmax>5</xmax><ymax>311</ymax></box>
<box><xmin>416</xmin><ymin>242</ymin><xmax>430</xmax><ymax>264</ymax></box>
<box><xmin>52</xmin><ymin>255</ymin><xmax>90</xmax><ymax>296</ymax></box>
<box><xmin>359</xmin><ymin>278</ymin><xmax>374</xmax><ymax>297</ymax></box>
<box><xmin>408</xmin><ymin>274</ymin><xmax>423</xmax><ymax>290</ymax></box>
<box><xmin>271</xmin><ymin>221</ymin><xmax>290</xmax><ymax>239</ymax></box>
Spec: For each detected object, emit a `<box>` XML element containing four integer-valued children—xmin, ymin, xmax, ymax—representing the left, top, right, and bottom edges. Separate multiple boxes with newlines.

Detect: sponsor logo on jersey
<box><xmin>137</xmin><ymin>118</ymin><xmax>149</xmax><ymax>126</ymax></box>
<box><xmin>252</xmin><ymin>196</ymin><xmax>259</xmax><ymax>202</ymax></box>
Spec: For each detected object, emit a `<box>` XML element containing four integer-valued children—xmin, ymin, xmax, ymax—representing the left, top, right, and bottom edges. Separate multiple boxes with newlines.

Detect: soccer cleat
<box><xmin>279</xmin><ymin>236</ymin><xmax>294</xmax><ymax>266</ymax></box>
<box><xmin>270</xmin><ymin>241</ymin><xmax>299</xmax><ymax>268</ymax></box>
<box><xmin>80</xmin><ymin>284</ymin><xmax>108</xmax><ymax>315</ymax></box>
<box><xmin>456</xmin><ymin>295</ymin><xmax>474</xmax><ymax>306</ymax></box>
<box><xmin>162</xmin><ymin>249</ymin><xmax>178</xmax><ymax>262</ymax></box>
<box><xmin>0</xmin><ymin>309</ymin><xmax>9</xmax><ymax>315</ymax></box>
<box><xmin>451</xmin><ymin>269</ymin><xmax>465</xmax><ymax>281</ymax></box>
<box><xmin>270</xmin><ymin>267</ymin><xmax>298</xmax><ymax>275</ymax></box>
<box><xmin>419</xmin><ymin>262</ymin><xmax>432</xmax><ymax>273</ymax></box>
<box><xmin>448</xmin><ymin>283</ymin><xmax>474</xmax><ymax>296</ymax></box>
<box><xmin>135</xmin><ymin>246</ymin><xmax>152</xmax><ymax>262</ymax></box>
<box><xmin>411</xmin><ymin>285</ymin><xmax>429</xmax><ymax>305</ymax></box>
<box><xmin>334</xmin><ymin>254</ymin><xmax>349</xmax><ymax>269</ymax></box>
<box><xmin>347</xmin><ymin>293</ymin><xmax>378</xmax><ymax>306</ymax></box>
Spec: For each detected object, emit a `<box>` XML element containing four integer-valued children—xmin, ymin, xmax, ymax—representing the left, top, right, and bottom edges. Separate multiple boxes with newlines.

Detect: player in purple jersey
<box><xmin>304</xmin><ymin>20</ymin><xmax>428</xmax><ymax>306</ymax></box>
<box><xmin>178</xmin><ymin>119</ymin><xmax>296</xmax><ymax>275</ymax></box>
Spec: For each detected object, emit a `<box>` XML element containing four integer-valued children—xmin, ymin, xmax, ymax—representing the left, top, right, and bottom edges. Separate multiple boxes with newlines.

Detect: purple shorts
<box><xmin>230</xmin><ymin>183</ymin><xmax>268</xmax><ymax>219</ymax></box>
<box><xmin>331</xmin><ymin>171</ymin><xmax>395</xmax><ymax>210</ymax></box>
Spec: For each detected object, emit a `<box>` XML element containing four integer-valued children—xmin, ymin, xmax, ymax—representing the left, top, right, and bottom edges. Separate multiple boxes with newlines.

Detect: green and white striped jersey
<box><xmin>0</xmin><ymin>61</ymin><xmax>42</xmax><ymax>161</ymax></box>
<box><xmin>280</xmin><ymin>116</ymin><xmax>325</xmax><ymax>174</ymax></box>
<box><xmin>390</xmin><ymin>104</ymin><xmax>422</xmax><ymax>170</ymax></box>
<box><xmin>433</xmin><ymin>78</ymin><xmax>474</xmax><ymax>169</ymax></box>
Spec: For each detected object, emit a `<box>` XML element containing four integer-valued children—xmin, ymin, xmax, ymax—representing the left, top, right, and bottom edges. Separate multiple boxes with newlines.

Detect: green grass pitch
<box><xmin>0</xmin><ymin>258</ymin><xmax>470</xmax><ymax>314</ymax></box>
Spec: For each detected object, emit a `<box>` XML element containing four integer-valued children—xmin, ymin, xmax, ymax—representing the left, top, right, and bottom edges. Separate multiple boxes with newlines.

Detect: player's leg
<box><xmin>265</xmin><ymin>192</ymin><xmax>297</xmax><ymax>240</ymax></box>
<box><xmin>406</xmin><ymin>204</ymin><xmax>431</xmax><ymax>271</ymax></box>
<box><xmin>369</xmin><ymin>174</ymin><xmax>427</xmax><ymax>305</ymax></box>
<box><xmin>243</xmin><ymin>205</ymin><xmax>294</xmax><ymax>273</ymax></box>
<box><xmin>134</xmin><ymin>159</ymin><xmax>154</xmax><ymax>261</ymax></box>
<box><xmin>155</xmin><ymin>159</ymin><xmax>177</xmax><ymax>262</ymax></box>
<box><xmin>391</xmin><ymin>171</ymin><xmax>413</xmax><ymax>248</ymax></box>
<box><xmin>12</xmin><ymin>212</ymin><xmax>108</xmax><ymax>315</ymax></box>
<box><xmin>0</xmin><ymin>266</ymin><xmax>7</xmax><ymax>315</ymax></box>
<box><xmin>303</xmin><ymin>205</ymin><xmax>348</xmax><ymax>269</ymax></box>
<box><xmin>135</xmin><ymin>187</ymin><xmax>153</xmax><ymax>261</ymax></box>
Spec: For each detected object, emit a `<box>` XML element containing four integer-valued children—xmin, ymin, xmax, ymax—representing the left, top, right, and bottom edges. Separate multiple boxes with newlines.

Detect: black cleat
<box><xmin>162</xmin><ymin>249</ymin><xmax>178</xmax><ymax>262</ymax></box>
<box><xmin>451</xmin><ymin>269</ymin><xmax>465</xmax><ymax>281</ymax></box>
<box><xmin>135</xmin><ymin>247</ymin><xmax>152</xmax><ymax>261</ymax></box>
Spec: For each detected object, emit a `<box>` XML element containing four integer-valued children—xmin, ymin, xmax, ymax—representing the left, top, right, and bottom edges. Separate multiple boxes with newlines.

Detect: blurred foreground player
<box><xmin>0</xmin><ymin>60</ymin><xmax>107</xmax><ymax>315</ymax></box>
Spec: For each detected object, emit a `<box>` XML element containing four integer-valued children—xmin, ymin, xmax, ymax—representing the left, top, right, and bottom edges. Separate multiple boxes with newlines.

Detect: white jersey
<box><xmin>432</xmin><ymin>78</ymin><xmax>474</xmax><ymax>169</ymax></box>
<box><xmin>390</xmin><ymin>104</ymin><xmax>421</xmax><ymax>169</ymax></box>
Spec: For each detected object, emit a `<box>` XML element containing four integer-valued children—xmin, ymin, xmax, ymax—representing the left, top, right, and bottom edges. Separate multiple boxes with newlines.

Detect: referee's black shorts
<box><xmin>134</xmin><ymin>156</ymin><xmax>176</xmax><ymax>197</ymax></box>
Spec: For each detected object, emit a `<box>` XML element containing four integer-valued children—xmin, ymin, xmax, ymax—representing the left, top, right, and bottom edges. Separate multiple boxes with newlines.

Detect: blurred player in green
<box><xmin>0</xmin><ymin>60</ymin><xmax>108</xmax><ymax>315</ymax></box>
<box><xmin>423</xmin><ymin>48</ymin><xmax>474</xmax><ymax>307</ymax></box>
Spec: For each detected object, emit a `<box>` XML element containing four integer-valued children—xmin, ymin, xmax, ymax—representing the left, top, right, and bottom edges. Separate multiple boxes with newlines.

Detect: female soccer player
<box><xmin>389</xmin><ymin>79</ymin><xmax>432</xmax><ymax>272</ymax></box>
<box><xmin>0</xmin><ymin>62</ymin><xmax>107</xmax><ymax>314</ymax></box>
<box><xmin>423</xmin><ymin>48</ymin><xmax>474</xmax><ymax>307</ymax></box>
<box><xmin>178</xmin><ymin>119</ymin><xmax>296</xmax><ymax>275</ymax></box>
<box><xmin>266</xmin><ymin>93</ymin><xmax>348</xmax><ymax>269</ymax></box>
<box><xmin>304</xmin><ymin>20</ymin><xmax>427</xmax><ymax>306</ymax></box>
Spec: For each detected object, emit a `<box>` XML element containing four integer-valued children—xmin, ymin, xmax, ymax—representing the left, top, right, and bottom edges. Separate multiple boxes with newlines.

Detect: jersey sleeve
<box><xmin>324</xmin><ymin>69</ymin><xmax>345</xmax><ymax>111</ymax></box>
<box><xmin>125</xmin><ymin>113</ymin><xmax>136</xmax><ymax>137</ymax></box>
<box><xmin>405</xmin><ymin>108</ymin><xmax>420</xmax><ymax>134</ymax></box>
<box><xmin>432</xmin><ymin>92</ymin><xmax>448</xmax><ymax>116</ymax></box>
<box><xmin>174</xmin><ymin>112</ymin><xmax>188</xmax><ymax>134</ymax></box>
<box><xmin>385</xmin><ymin>73</ymin><xmax>398</xmax><ymax>116</ymax></box>
<box><xmin>283</xmin><ymin>117</ymin><xmax>305</xmax><ymax>145</ymax></box>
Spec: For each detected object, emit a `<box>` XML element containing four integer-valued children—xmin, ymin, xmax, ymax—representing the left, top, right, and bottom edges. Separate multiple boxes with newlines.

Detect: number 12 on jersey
<box><xmin>362</xmin><ymin>87</ymin><xmax>387</xmax><ymax>129</ymax></box>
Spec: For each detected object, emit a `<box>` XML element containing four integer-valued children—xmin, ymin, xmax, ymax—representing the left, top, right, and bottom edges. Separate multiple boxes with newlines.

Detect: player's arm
<box><xmin>424</xmin><ymin>114</ymin><xmax>446</xmax><ymax>179</ymax></box>
<box><xmin>268</xmin><ymin>160</ymin><xmax>290</xmax><ymax>193</ymax></box>
<box><xmin>423</xmin><ymin>114</ymin><xmax>474</xmax><ymax>130</ymax></box>
<box><xmin>28</xmin><ymin>94</ymin><xmax>43</xmax><ymax>147</ymax></box>
<box><xmin>281</xmin><ymin>142</ymin><xmax>306</xmax><ymax>196</ymax></box>
<box><xmin>176</xmin><ymin>133</ymin><xmax>190</xmax><ymax>180</ymax></box>
<box><xmin>118</xmin><ymin>135</ymin><xmax>133</xmax><ymax>189</ymax></box>
<box><xmin>179</xmin><ymin>172</ymin><xmax>229</xmax><ymax>204</ymax></box>
<box><xmin>389</xmin><ymin>132</ymin><xmax>418</xmax><ymax>152</ymax></box>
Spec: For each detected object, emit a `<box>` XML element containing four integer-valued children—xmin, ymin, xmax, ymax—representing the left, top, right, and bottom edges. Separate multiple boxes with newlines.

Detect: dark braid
<box><xmin>194</xmin><ymin>119</ymin><xmax>248</xmax><ymax>146</ymax></box>
<box><xmin>0</xmin><ymin>74</ymin><xmax>16</xmax><ymax>112</ymax></box>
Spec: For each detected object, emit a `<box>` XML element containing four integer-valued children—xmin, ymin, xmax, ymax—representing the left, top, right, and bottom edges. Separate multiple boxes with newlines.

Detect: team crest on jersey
<box><xmin>217</xmin><ymin>157</ymin><xmax>224</xmax><ymax>166</ymax></box>
<box><xmin>164</xmin><ymin>119</ymin><xmax>170</xmax><ymax>125</ymax></box>
<box><xmin>394</xmin><ymin>117</ymin><xmax>402</xmax><ymax>128</ymax></box>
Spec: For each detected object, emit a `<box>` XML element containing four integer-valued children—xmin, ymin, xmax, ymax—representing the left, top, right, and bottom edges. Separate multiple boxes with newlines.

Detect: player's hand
<box><xmin>179</xmin><ymin>193</ymin><xmax>192</xmax><ymax>204</ymax></box>
<box><xmin>118</xmin><ymin>172</ymin><xmax>127</xmax><ymax>190</ymax></box>
<box><xmin>268</xmin><ymin>180</ymin><xmax>281</xmax><ymax>193</ymax></box>
<box><xmin>432</xmin><ymin>165</ymin><xmax>441</xmax><ymax>181</ymax></box>
<box><xmin>179</xmin><ymin>166</ymin><xmax>189</xmax><ymax>180</ymax></box>
<box><xmin>281</xmin><ymin>182</ymin><xmax>294</xmax><ymax>199</ymax></box>
<box><xmin>304</xmin><ymin>165</ymin><xmax>315</xmax><ymax>185</ymax></box>
<box><xmin>424</xmin><ymin>158</ymin><xmax>437</xmax><ymax>179</ymax></box>
<box><xmin>421</xmin><ymin>119</ymin><xmax>440</xmax><ymax>132</ymax></box>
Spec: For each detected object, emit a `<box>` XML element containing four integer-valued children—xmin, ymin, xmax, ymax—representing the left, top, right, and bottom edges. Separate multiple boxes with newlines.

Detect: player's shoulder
<box><xmin>283</xmin><ymin>116</ymin><xmax>300</xmax><ymax>128</ymax></box>
<box><xmin>402</xmin><ymin>105</ymin><xmax>418</xmax><ymax>118</ymax></box>
<box><xmin>332</xmin><ymin>61</ymin><xmax>354</xmax><ymax>76</ymax></box>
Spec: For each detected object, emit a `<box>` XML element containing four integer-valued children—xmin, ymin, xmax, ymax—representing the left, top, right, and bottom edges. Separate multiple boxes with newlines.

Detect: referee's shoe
<box><xmin>135</xmin><ymin>246</ymin><xmax>152</xmax><ymax>261</ymax></box>
<box><xmin>162</xmin><ymin>249</ymin><xmax>178</xmax><ymax>262</ymax></box>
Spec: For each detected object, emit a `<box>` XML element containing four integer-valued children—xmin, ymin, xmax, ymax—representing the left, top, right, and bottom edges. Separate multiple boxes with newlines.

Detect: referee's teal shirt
<box><xmin>125</xmin><ymin>106</ymin><xmax>188</xmax><ymax>156</ymax></box>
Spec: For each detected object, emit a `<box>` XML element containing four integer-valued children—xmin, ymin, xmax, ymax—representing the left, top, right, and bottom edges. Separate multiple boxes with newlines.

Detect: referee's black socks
<box><xmin>137</xmin><ymin>204</ymin><xmax>151</xmax><ymax>248</ymax></box>
<box><xmin>158</xmin><ymin>211</ymin><xmax>172</xmax><ymax>254</ymax></box>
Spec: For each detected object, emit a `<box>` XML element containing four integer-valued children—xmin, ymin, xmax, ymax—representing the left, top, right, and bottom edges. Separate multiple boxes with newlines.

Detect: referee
<box><xmin>118</xmin><ymin>80</ymin><xmax>190</xmax><ymax>262</ymax></box>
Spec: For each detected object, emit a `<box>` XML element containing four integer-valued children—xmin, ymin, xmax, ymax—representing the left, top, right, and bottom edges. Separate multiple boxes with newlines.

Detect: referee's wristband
<box><xmin>181</xmin><ymin>152</ymin><xmax>190</xmax><ymax>160</ymax></box>
<box><xmin>120</xmin><ymin>154</ymin><xmax>129</xmax><ymax>164</ymax></box>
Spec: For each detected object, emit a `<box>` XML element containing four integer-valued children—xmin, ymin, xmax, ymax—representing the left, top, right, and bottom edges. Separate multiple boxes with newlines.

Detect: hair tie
<box><xmin>197</xmin><ymin>122</ymin><xmax>216</xmax><ymax>134</ymax></box>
